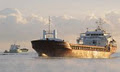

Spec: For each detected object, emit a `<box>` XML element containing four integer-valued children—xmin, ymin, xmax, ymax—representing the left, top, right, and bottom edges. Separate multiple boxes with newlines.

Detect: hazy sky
<box><xmin>0</xmin><ymin>0</ymin><xmax>120</xmax><ymax>17</ymax></box>
<box><xmin>0</xmin><ymin>0</ymin><xmax>120</xmax><ymax>51</ymax></box>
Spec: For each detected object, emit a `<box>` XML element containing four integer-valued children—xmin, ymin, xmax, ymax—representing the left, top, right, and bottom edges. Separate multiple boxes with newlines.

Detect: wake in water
<box><xmin>0</xmin><ymin>52</ymin><xmax>120</xmax><ymax>59</ymax></box>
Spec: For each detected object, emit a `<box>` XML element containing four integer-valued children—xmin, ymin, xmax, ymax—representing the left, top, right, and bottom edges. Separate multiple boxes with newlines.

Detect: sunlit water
<box><xmin>0</xmin><ymin>52</ymin><xmax>120</xmax><ymax>72</ymax></box>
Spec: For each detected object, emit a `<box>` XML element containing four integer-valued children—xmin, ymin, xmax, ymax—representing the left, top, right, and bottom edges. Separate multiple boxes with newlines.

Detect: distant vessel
<box><xmin>4</xmin><ymin>44</ymin><xmax>29</xmax><ymax>53</ymax></box>
<box><xmin>31</xmin><ymin>18</ymin><xmax>117</xmax><ymax>58</ymax></box>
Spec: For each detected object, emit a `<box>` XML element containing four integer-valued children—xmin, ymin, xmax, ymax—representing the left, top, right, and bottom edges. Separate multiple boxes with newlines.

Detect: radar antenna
<box><xmin>96</xmin><ymin>18</ymin><xmax>105</xmax><ymax>29</ymax></box>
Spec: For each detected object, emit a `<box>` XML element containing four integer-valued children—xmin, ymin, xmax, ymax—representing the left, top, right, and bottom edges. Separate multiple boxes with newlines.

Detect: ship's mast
<box><xmin>48</xmin><ymin>16</ymin><xmax>51</xmax><ymax>34</ymax></box>
<box><xmin>43</xmin><ymin>16</ymin><xmax>57</xmax><ymax>39</ymax></box>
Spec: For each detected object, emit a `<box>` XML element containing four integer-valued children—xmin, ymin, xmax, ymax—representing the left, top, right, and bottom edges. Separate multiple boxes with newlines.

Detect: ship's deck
<box><xmin>70</xmin><ymin>44</ymin><xmax>110</xmax><ymax>52</ymax></box>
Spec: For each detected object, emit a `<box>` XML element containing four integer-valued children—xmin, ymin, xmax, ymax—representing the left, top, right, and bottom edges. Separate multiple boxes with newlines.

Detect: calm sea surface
<box><xmin>0</xmin><ymin>52</ymin><xmax>120</xmax><ymax>72</ymax></box>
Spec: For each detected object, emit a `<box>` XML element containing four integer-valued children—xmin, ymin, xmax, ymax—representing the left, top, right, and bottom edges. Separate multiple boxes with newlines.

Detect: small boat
<box><xmin>4</xmin><ymin>44</ymin><xmax>29</xmax><ymax>53</ymax></box>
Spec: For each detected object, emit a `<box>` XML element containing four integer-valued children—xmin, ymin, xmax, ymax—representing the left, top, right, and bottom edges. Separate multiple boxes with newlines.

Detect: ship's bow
<box><xmin>31</xmin><ymin>40</ymin><xmax>72</xmax><ymax>57</ymax></box>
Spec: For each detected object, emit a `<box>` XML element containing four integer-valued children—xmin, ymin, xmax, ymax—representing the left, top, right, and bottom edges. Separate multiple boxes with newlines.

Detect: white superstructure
<box><xmin>10</xmin><ymin>44</ymin><xmax>20</xmax><ymax>51</ymax></box>
<box><xmin>77</xmin><ymin>19</ymin><xmax>117</xmax><ymax>47</ymax></box>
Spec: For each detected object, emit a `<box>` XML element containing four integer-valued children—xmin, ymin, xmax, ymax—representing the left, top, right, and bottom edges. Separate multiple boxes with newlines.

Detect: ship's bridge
<box><xmin>85</xmin><ymin>28</ymin><xmax>105</xmax><ymax>37</ymax></box>
<box><xmin>86</xmin><ymin>31</ymin><xmax>104</xmax><ymax>36</ymax></box>
<box><xmin>77</xmin><ymin>18</ymin><xmax>116</xmax><ymax>47</ymax></box>
<box><xmin>77</xmin><ymin>27</ymin><xmax>113</xmax><ymax>47</ymax></box>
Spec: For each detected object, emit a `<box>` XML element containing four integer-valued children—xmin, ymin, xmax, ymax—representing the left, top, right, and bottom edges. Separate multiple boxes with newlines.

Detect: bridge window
<box><xmin>86</xmin><ymin>34</ymin><xmax>90</xmax><ymax>36</ymax></box>
<box><xmin>90</xmin><ymin>34</ymin><xmax>104</xmax><ymax>36</ymax></box>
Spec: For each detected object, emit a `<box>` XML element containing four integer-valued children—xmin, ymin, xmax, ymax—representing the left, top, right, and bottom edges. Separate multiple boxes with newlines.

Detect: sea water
<box><xmin>0</xmin><ymin>52</ymin><xmax>120</xmax><ymax>72</ymax></box>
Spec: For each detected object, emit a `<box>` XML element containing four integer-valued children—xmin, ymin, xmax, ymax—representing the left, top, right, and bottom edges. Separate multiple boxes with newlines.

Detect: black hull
<box><xmin>31</xmin><ymin>40</ymin><xmax>72</xmax><ymax>57</ymax></box>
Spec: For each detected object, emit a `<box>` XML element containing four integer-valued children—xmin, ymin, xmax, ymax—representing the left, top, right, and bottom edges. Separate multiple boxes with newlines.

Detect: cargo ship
<box><xmin>31</xmin><ymin>18</ymin><xmax>117</xmax><ymax>58</ymax></box>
